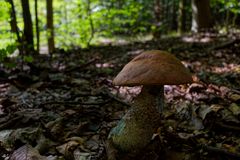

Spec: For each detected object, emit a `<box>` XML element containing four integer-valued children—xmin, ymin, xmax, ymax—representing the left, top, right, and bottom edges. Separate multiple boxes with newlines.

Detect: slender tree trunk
<box><xmin>232</xmin><ymin>13</ymin><xmax>237</xmax><ymax>27</ymax></box>
<box><xmin>225</xmin><ymin>9</ymin><xmax>230</xmax><ymax>33</ymax></box>
<box><xmin>171</xmin><ymin>1</ymin><xmax>177</xmax><ymax>30</ymax></box>
<box><xmin>166</xmin><ymin>1</ymin><xmax>170</xmax><ymax>31</ymax></box>
<box><xmin>178</xmin><ymin>0</ymin><xmax>186</xmax><ymax>34</ymax></box>
<box><xmin>186</xmin><ymin>0</ymin><xmax>191</xmax><ymax>31</ymax></box>
<box><xmin>7</xmin><ymin>0</ymin><xmax>17</xmax><ymax>33</ymax></box>
<box><xmin>46</xmin><ymin>0</ymin><xmax>55</xmax><ymax>54</ymax></box>
<box><xmin>34</xmin><ymin>0</ymin><xmax>40</xmax><ymax>54</ymax></box>
<box><xmin>191</xmin><ymin>0</ymin><xmax>213</xmax><ymax>32</ymax></box>
<box><xmin>21</xmin><ymin>0</ymin><xmax>34</xmax><ymax>53</ymax></box>
<box><xmin>86</xmin><ymin>0</ymin><xmax>94</xmax><ymax>47</ymax></box>
<box><xmin>6</xmin><ymin>0</ymin><xmax>23</xmax><ymax>53</ymax></box>
<box><xmin>64</xmin><ymin>2</ymin><xmax>68</xmax><ymax>34</ymax></box>
<box><xmin>154</xmin><ymin>0</ymin><xmax>161</xmax><ymax>23</ymax></box>
<box><xmin>153</xmin><ymin>0</ymin><xmax>162</xmax><ymax>38</ymax></box>
<box><xmin>235</xmin><ymin>14</ymin><xmax>240</xmax><ymax>26</ymax></box>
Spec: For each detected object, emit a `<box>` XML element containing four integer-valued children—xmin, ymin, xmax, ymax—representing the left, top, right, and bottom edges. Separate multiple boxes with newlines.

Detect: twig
<box><xmin>163</xmin><ymin>122</ymin><xmax>240</xmax><ymax>159</ymax></box>
<box><xmin>104</xmin><ymin>139</ymin><xmax>118</xmax><ymax>160</ymax></box>
<box><xmin>103</xmin><ymin>91</ymin><xmax>132</xmax><ymax>108</ymax></box>
<box><xmin>208</xmin><ymin>39</ymin><xmax>240</xmax><ymax>51</ymax></box>
<box><xmin>64</xmin><ymin>58</ymin><xmax>99</xmax><ymax>73</ymax></box>
<box><xmin>215</xmin><ymin>122</ymin><xmax>240</xmax><ymax>132</ymax></box>
<box><xmin>0</xmin><ymin>78</ymin><xmax>9</xmax><ymax>83</ymax></box>
<box><xmin>0</xmin><ymin>115</ymin><xmax>23</xmax><ymax>130</ymax></box>
<box><xmin>231</xmin><ymin>89</ymin><xmax>240</xmax><ymax>94</ymax></box>
<box><xmin>200</xmin><ymin>144</ymin><xmax>240</xmax><ymax>159</ymax></box>
<box><xmin>40</xmin><ymin>100</ymin><xmax>111</xmax><ymax>106</ymax></box>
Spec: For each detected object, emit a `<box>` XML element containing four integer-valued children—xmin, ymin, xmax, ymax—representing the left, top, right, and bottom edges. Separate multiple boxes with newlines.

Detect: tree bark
<box><xmin>46</xmin><ymin>0</ymin><xmax>55</xmax><ymax>54</ymax></box>
<box><xmin>165</xmin><ymin>0</ymin><xmax>170</xmax><ymax>32</ymax></box>
<box><xmin>6</xmin><ymin>0</ymin><xmax>23</xmax><ymax>55</ymax></box>
<box><xmin>86</xmin><ymin>0</ymin><xmax>94</xmax><ymax>47</ymax></box>
<box><xmin>171</xmin><ymin>1</ymin><xmax>177</xmax><ymax>30</ymax></box>
<box><xmin>64</xmin><ymin>2</ymin><xmax>68</xmax><ymax>34</ymax></box>
<box><xmin>21</xmin><ymin>0</ymin><xmax>34</xmax><ymax>53</ymax></box>
<box><xmin>178</xmin><ymin>0</ymin><xmax>186</xmax><ymax>34</ymax></box>
<box><xmin>191</xmin><ymin>0</ymin><xmax>213</xmax><ymax>32</ymax></box>
<box><xmin>7</xmin><ymin>0</ymin><xmax>17</xmax><ymax>33</ymax></box>
<box><xmin>153</xmin><ymin>0</ymin><xmax>162</xmax><ymax>38</ymax></box>
<box><xmin>34</xmin><ymin>0</ymin><xmax>40</xmax><ymax>54</ymax></box>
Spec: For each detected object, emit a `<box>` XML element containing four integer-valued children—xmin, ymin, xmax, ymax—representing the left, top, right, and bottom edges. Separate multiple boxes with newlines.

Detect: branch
<box><xmin>200</xmin><ymin>144</ymin><xmax>240</xmax><ymax>159</ymax></box>
<box><xmin>208</xmin><ymin>39</ymin><xmax>240</xmax><ymax>51</ymax></box>
<box><xmin>104</xmin><ymin>139</ymin><xmax>118</xmax><ymax>160</ymax></box>
<box><xmin>102</xmin><ymin>90</ymin><xmax>132</xmax><ymax>108</ymax></box>
<box><xmin>64</xmin><ymin>58</ymin><xmax>99</xmax><ymax>73</ymax></box>
<box><xmin>40</xmin><ymin>100</ymin><xmax>111</xmax><ymax>107</ymax></box>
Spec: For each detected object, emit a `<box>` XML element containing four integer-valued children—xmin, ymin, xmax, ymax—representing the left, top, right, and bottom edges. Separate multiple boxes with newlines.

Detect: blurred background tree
<box><xmin>0</xmin><ymin>0</ymin><xmax>239</xmax><ymax>59</ymax></box>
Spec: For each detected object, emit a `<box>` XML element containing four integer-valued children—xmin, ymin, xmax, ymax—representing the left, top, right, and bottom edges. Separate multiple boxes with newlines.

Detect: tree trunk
<box><xmin>35</xmin><ymin>0</ymin><xmax>40</xmax><ymax>54</ymax></box>
<box><xmin>225</xmin><ymin>9</ymin><xmax>230</xmax><ymax>33</ymax></box>
<box><xmin>46</xmin><ymin>0</ymin><xmax>55</xmax><ymax>54</ymax></box>
<box><xmin>191</xmin><ymin>0</ymin><xmax>213</xmax><ymax>32</ymax></box>
<box><xmin>153</xmin><ymin>0</ymin><xmax>162</xmax><ymax>38</ymax></box>
<box><xmin>64</xmin><ymin>2</ymin><xmax>68</xmax><ymax>34</ymax></box>
<box><xmin>185</xmin><ymin>0</ymin><xmax>192</xmax><ymax>31</ymax></box>
<box><xmin>171</xmin><ymin>1</ymin><xmax>177</xmax><ymax>30</ymax></box>
<box><xmin>178</xmin><ymin>0</ymin><xmax>186</xmax><ymax>34</ymax></box>
<box><xmin>7</xmin><ymin>0</ymin><xmax>17</xmax><ymax>33</ymax></box>
<box><xmin>6</xmin><ymin>0</ymin><xmax>23</xmax><ymax>55</ymax></box>
<box><xmin>235</xmin><ymin>14</ymin><xmax>240</xmax><ymax>26</ymax></box>
<box><xmin>86</xmin><ymin>0</ymin><xmax>94</xmax><ymax>47</ymax></box>
<box><xmin>166</xmin><ymin>0</ymin><xmax>171</xmax><ymax>32</ymax></box>
<box><xmin>21</xmin><ymin>0</ymin><xmax>34</xmax><ymax>53</ymax></box>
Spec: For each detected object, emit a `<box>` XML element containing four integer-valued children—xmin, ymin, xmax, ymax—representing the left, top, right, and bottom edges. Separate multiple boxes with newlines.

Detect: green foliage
<box><xmin>0</xmin><ymin>0</ymin><xmax>240</xmax><ymax>53</ymax></box>
<box><xmin>224</xmin><ymin>0</ymin><xmax>240</xmax><ymax>14</ymax></box>
<box><xmin>0</xmin><ymin>49</ymin><xmax>7</xmax><ymax>61</ymax></box>
<box><xmin>96</xmin><ymin>0</ymin><xmax>153</xmax><ymax>35</ymax></box>
<box><xmin>0</xmin><ymin>1</ymin><xmax>14</xmax><ymax>50</ymax></box>
<box><xmin>52</xmin><ymin>0</ymin><xmax>155</xmax><ymax>48</ymax></box>
<box><xmin>212</xmin><ymin>0</ymin><xmax>240</xmax><ymax>14</ymax></box>
<box><xmin>0</xmin><ymin>43</ymin><xmax>17</xmax><ymax>69</ymax></box>
<box><xmin>23</xmin><ymin>55</ymin><xmax>33</xmax><ymax>63</ymax></box>
<box><xmin>0</xmin><ymin>2</ymin><xmax>10</xmax><ymax>21</ymax></box>
<box><xmin>0</xmin><ymin>0</ymin><xmax>155</xmax><ymax>50</ymax></box>
<box><xmin>0</xmin><ymin>44</ymin><xmax>16</xmax><ymax>61</ymax></box>
<box><xmin>54</xmin><ymin>0</ymin><xmax>94</xmax><ymax>48</ymax></box>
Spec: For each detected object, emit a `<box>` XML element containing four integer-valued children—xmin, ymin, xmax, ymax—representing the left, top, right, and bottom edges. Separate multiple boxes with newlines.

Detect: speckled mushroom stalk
<box><xmin>109</xmin><ymin>50</ymin><xmax>192</xmax><ymax>153</ymax></box>
<box><xmin>148</xmin><ymin>85</ymin><xmax>164</xmax><ymax>113</ymax></box>
<box><xmin>108</xmin><ymin>86</ymin><xmax>161</xmax><ymax>153</ymax></box>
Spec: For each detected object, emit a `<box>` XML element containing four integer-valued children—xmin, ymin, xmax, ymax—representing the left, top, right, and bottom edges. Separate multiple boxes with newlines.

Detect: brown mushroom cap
<box><xmin>113</xmin><ymin>50</ymin><xmax>193</xmax><ymax>86</ymax></box>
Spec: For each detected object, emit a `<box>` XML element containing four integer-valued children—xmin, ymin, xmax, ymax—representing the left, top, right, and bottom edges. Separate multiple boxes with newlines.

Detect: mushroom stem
<box><xmin>109</xmin><ymin>86</ymin><xmax>161</xmax><ymax>153</ymax></box>
<box><xmin>143</xmin><ymin>85</ymin><xmax>164</xmax><ymax>113</ymax></box>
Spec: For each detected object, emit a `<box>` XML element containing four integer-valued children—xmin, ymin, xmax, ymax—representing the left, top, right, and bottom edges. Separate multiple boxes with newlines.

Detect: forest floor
<box><xmin>0</xmin><ymin>33</ymin><xmax>240</xmax><ymax>160</ymax></box>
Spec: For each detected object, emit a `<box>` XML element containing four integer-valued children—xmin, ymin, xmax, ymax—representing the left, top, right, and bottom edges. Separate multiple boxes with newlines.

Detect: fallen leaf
<box><xmin>9</xmin><ymin>144</ymin><xmax>47</xmax><ymax>160</ymax></box>
<box><xmin>229</xmin><ymin>103</ymin><xmax>240</xmax><ymax>116</ymax></box>
<box><xmin>56</xmin><ymin>141</ymin><xmax>79</xmax><ymax>155</ymax></box>
<box><xmin>228</xmin><ymin>93</ymin><xmax>240</xmax><ymax>103</ymax></box>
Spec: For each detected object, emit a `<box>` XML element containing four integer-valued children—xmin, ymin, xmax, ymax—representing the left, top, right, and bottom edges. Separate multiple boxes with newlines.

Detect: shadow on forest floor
<box><xmin>0</xmin><ymin>34</ymin><xmax>240</xmax><ymax>159</ymax></box>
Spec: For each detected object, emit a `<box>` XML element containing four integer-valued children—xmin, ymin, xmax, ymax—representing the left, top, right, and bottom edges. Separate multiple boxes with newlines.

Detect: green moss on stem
<box><xmin>109</xmin><ymin>86</ymin><xmax>162</xmax><ymax>153</ymax></box>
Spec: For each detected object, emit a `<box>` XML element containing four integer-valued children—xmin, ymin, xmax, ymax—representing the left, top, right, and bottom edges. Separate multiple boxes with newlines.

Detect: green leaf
<box><xmin>6</xmin><ymin>44</ymin><xmax>17</xmax><ymax>54</ymax></box>
<box><xmin>23</xmin><ymin>56</ymin><xmax>33</xmax><ymax>63</ymax></box>
<box><xmin>0</xmin><ymin>49</ymin><xmax>7</xmax><ymax>61</ymax></box>
<box><xmin>4</xmin><ymin>62</ymin><xmax>16</xmax><ymax>68</ymax></box>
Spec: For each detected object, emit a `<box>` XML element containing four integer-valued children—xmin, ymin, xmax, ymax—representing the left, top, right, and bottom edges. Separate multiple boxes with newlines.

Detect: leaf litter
<box><xmin>0</xmin><ymin>34</ymin><xmax>240</xmax><ymax>159</ymax></box>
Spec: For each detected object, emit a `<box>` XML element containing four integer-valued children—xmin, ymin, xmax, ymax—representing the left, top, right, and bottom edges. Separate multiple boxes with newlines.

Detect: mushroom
<box><xmin>109</xmin><ymin>50</ymin><xmax>193</xmax><ymax>153</ymax></box>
